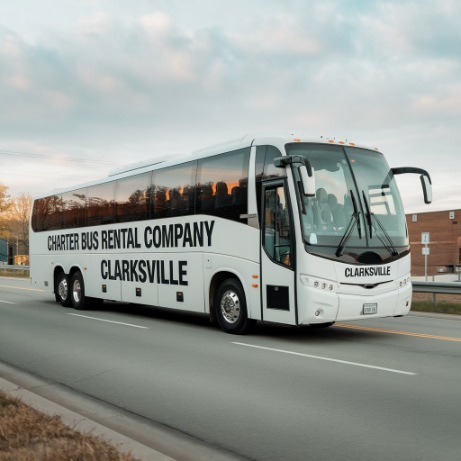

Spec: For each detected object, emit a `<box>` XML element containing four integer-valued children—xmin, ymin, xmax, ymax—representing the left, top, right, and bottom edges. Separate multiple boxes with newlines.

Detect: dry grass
<box><xmin>412</xmin><ymin>293</ymin><xmax>461</xmax><ymax>315</ymax></box>
<box><xmin>0</xmin><ymin>268</ymin><xmax>29</xmax><ymax>278</ymax></box>
<box><xmin>0</xmin><ymin>391</ymin><xmax>141</xmax><ymax>461</ymax></box>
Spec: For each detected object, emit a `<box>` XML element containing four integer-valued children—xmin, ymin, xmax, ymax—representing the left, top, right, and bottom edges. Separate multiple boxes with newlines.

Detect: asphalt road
<box><xmin>1</xmin><ymin>276</ymin><xmax>461</xmax><ymax>461</ymax></box>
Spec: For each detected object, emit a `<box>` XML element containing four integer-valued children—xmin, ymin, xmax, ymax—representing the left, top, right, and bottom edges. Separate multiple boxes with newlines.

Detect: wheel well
<box><xmin>209</xmin><ymin>271</ymin><xmax>242</xmax><ymax>321</ymax></box>
<box><xmin>53</xmin><ymin>266</ymin><xmax>81</xmax><ymax>291</ymax></box>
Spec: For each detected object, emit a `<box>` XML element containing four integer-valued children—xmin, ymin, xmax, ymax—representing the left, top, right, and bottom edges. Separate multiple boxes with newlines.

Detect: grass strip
<box><xmin>0</xmin><ymin>390</ymin><xmax>141</xmax><ymax>461</ymax></box>
<box><xmin>411</xmin><ymin>300</ymin><xmax>461</xmax><ymax>315</ymax></box>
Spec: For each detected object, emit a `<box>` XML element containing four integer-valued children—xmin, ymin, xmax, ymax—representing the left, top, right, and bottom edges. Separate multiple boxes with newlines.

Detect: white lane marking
<box><xmin>0</xmin><ymin>284</ymin><xmax>44</xmax><ymax>292</ymax></box>
<box><xmin>68</xmin><ymin>313</ymin><xmax>149</xmax><ymax>329</ymax></box>
<box><xmin>0</xmin><ymin>299</ymin><xmax>16</xmax><ymax>304</ymax></box>
<box><xmin>232</xmin><ymin>342</ymin><xmax>417</xmax><ymax>376</ymax></box>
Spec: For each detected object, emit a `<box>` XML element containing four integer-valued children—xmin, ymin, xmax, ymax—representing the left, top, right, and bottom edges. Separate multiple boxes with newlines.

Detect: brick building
<box><xmin>406</xmin><ymin>209</ymin><xmax>461</xmax><ymax>276</ymax></box>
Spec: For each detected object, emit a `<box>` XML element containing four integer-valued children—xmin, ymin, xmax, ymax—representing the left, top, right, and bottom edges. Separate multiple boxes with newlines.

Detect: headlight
<box><xmin>301</xmin><ymin>275</ymin><xmax>336</xmax><ymax>293</ymax></box>
<box><xmin>397</xmin><ymin>276</ymin><xmax>411</xmax><ymax>288</ymax></box>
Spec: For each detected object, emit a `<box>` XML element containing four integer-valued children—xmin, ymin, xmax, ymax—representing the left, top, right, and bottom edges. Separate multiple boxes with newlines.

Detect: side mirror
<box><xmin>392</xmin><ymin>167</ymin><xmax>432</xmax><ymax>205</ymax></box>
<box><xmin>274</xmin><ymin>155</ymin><xmax>316</xmax><ymax>197</ymax></box>
<box><xmin>299</xmin><ymin>165</ymin><xmax>316</xmax><ymax>197</ymax></box>
<box><xmin>420</xmin><ymin>174</ymin><xmax>432</xmax><ymax>204</ymax></box>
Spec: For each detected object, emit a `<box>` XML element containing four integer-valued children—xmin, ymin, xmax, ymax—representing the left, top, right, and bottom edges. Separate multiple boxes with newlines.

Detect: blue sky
<box><xmin>1</xmin><ymin>0</ymin><xmax>460</xmax><ymax>213</ymax></box>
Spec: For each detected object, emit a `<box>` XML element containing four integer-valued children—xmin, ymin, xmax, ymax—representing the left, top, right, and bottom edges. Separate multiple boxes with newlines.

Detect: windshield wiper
<box><xmin>361</xmin><ymin>191</ymin><xmax>398</xmax><ymax>256</ymax></box>
<box><xmin>336</xmin><ymin>190</ymin><xmax>362</xmax><ymax>257</ymax></box>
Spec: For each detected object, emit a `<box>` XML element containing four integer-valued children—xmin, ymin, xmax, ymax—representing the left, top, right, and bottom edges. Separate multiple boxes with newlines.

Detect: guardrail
<box><xmin>412</xmin><ymin>281</ymin><xmax>461</xmax><ymax>305</ymax></box>
<box><xmin>0</xmin><ymin>265</ymin><xmax>30</xmax><ymax>277</ymax></box>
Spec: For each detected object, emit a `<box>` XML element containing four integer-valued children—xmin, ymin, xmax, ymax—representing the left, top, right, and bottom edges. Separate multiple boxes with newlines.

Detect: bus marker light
<box><xmin>252</xmin><ymin>274</ymin><xmax>259</xmax><ymax>279</ymax></box>
<box><xmin>136</xmin><ymin>288</ymin><xmax>142</xmax><ymax>297</ymax></box>
<box><xmin>252</xmin><ymin>283</ymin><xmax>259</xmax><ymax>288</ymax></box>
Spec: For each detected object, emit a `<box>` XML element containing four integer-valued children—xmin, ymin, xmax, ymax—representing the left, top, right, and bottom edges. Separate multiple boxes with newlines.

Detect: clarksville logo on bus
<box><xmin>344</xmin><ymin>266</ymin><xmax>391</xmax><ymax>278</ymax></box>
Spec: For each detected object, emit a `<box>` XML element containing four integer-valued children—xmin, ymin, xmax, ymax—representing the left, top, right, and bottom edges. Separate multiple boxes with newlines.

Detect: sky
<box><xmin>1</xmin><ymin>0</ymin><xmax>460</xmax><ymax>213</ymax></box>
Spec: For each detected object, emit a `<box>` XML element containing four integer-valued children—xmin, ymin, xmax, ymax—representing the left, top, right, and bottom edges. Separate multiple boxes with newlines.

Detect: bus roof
<box><xmin>32</xmin><ymin>134</ymin><xmax>379</xmax><ymax>199</ymax></box>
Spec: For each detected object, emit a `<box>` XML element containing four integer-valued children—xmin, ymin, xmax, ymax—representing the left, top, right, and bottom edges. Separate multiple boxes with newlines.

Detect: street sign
<box><xmin>421</xmin><ymin>232</ymin><xmax>430</xmax><ymax>244</ymax></box>
<box><xmin>422</xmin><ymin>247</ymin><xmax>430</xmax><ymax>255</ymax></box>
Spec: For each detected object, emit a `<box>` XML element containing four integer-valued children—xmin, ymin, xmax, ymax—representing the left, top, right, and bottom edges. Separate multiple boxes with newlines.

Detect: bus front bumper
<box><xmin>297</xmin><ymin>281</ymin><xmax>412</xmax><ymax>325</ymax></box>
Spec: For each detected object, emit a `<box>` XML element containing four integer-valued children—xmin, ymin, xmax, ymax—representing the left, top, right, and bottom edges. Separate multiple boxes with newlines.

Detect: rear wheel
<box><xmin>215</xmin><ymin>278</ymin><xmax>255</xmax><ymax>335</ymax></box>
<box><xmin>55</xmin><ymin>271</ymin><xmax>72</xmax><ymax>307</ymax></box>
<box><xmin>70</xmin><ymin>271</ymin><xmax>88</xmax><ymax>310</ymax></box>
<box><xmin>70</xmin><ymin>271</ymin><xmax>103</xmax><ymax>310</ymax></box>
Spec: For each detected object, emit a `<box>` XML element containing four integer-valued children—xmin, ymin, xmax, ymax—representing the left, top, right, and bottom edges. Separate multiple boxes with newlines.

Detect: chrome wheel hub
<box><xmin>220</xmin><ymin>290</ymin><xmax>241</xmax><ymax>324</ymax></box>
<box><xmin>72</xmin><ymin>279</ymin><xmax>82</xmax><ymax>304</ymax></box>
<box><xmin>58</xmin><ymin>278</ymin><xmax>68</xmax><ymax>300</ymax></box>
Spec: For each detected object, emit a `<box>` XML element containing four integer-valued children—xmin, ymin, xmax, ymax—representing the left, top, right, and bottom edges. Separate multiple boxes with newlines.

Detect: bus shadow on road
<box><xmin>45</xmin><ymin>297</ymin><xmax>386</xmax><ymax>341</ymax></box>
<box><xmin>93</xmin><ymin>300</ymin><xmax>214</xmax><ymax>329</ymax></box>
<box><xmin>251</xmin><ymin>322</ymin><xmax>387</xmax><ymax>343</ymax></box>
<box><xmin>94</xmin><ymin>302</ymin><xmax>380</xmax><ymax>341</ymax></box>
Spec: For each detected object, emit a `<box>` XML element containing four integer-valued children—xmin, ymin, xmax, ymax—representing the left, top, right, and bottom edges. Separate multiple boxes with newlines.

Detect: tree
<box><xmin>0</xmin><ymin>184</ymin><xmax>11</xmax><ymax>213</ymax></box>
<box><xmin>0</xmin><ymin>184</ymin><xmax>12</xmax><ymax>263</ymax></box>
<box><xmin>0</xmin><ymin>192</ymin><xmax>32</xmax><ymax>258</ymax></box>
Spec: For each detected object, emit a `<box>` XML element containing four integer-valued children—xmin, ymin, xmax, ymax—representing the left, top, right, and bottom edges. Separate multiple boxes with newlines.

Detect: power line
<box><xmin>1</xmin><ymin>169</ymin><xmax>101</xmax><ymax>181</ymax></box>
<box><xmin>0</xmin><ymin>149</ymin><xmax>125</xmax><ymax>166</ymax></box>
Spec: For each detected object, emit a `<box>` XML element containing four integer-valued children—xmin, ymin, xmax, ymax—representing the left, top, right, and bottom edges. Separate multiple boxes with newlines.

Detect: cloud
<box><xmin>0</xmin><ymin>0</ymin><xmax>460</xmax><ymax>209</ymax></box>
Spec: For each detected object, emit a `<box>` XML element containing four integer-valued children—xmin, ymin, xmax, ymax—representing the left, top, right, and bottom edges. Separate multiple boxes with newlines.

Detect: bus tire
<box><xmin>55</xmin><ymin>271</ymin><xmax>72</xmax><ymax>307</ymax></box>
<box><xmin>215</xmin><ymin>278</ymin><xmax>255</xmax><ymax>335</ymax></box>
<box><xmin>70</xmin><ymin>271</ymin><xmax>89</xmax><ymax>310</ymax></box>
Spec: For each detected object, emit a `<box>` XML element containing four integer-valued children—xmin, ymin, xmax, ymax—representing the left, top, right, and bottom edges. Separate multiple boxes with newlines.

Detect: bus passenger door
<box><xmin>260</xmin><ymin>181</ymin><xmax>297</xmax><ymax>325</ymax></box>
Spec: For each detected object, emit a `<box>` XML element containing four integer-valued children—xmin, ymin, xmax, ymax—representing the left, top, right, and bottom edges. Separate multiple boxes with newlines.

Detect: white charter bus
<box><xmin>30</xmin><ymin>135</ymin><xmax>432</xmax><ymax>334</ymax></box>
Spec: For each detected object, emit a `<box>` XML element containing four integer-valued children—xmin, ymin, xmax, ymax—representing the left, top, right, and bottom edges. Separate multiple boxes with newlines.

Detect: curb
<box><xmin>0</xmin><ymin>362</ymin><xmax>246</xmax><ymax>461</ymax></box>
<box><xmin>0</xmin><ymin>375</ymin><xmax>175</xmax><ymax>461</ymax></box>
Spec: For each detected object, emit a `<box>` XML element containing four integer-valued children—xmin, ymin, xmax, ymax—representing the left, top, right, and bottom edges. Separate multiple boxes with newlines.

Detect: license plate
<box><xmin>362</xmin><ymin>303</ymin><xmax>377</xmax><ymax>315</ymax></box>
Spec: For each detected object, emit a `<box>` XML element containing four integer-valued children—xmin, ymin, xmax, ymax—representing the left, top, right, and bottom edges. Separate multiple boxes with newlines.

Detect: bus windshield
<box><xmin>287</xmin><ymin>143</ymin><xmax>408</xmax><ymax>262</ymax></box>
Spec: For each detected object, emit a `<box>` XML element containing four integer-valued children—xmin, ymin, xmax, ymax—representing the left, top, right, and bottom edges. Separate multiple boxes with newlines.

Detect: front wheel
<box><xmin>215</xmin><ymin>278</ymin><xmax>255</xmax><ymax>335</ymax></box>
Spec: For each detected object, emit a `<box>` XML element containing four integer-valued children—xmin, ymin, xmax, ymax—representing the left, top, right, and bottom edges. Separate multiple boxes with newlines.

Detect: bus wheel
<box><xmin>70</xmin><ymin>271</ymin><xmax>89</xmax><ymax>310</ymax></box>
<box><xmin>55</xmin><ymin>271</ymin><xmax>72</xmax><ymax>307</ymax></box>
<box><xmin>215</xmin><ymin>278</ymin><xmax>255</xmax><ymax>335</ymax></box>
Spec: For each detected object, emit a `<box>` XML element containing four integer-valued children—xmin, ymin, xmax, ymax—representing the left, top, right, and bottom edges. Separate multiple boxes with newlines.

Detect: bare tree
<box><xmin>0</xmin><ymin>184</ymin><xmax>11</xmax><ymax>213</ymax></box>
<box><xmin>1</xmin><ymin>193</ymin><xmax>32</xmax><ymax>257</ymax></box>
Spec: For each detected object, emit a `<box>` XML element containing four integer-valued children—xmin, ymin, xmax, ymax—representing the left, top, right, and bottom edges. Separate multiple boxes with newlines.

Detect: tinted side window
<box><xmin>263</xmin><ymin>146</ymin><xmax>285</xmax><ymax>179</ymax></box>
<box><xmin>32</xmin><ymin>197</ymin><xmax>51</xmax><ymax>232</ymax></box>
<box><xmin>62</xmin><ymin>189</ymin><xmax>87</xmax><ymax>229</ymax></box>
<box><xmin>255</xmin><ymin>146</ymin><xmax>284</xmax><ymax>221</ymax></box>
<box><xmin>115</xmin><ymin>172</ymin><xmax>151</xmax><ymax>223</ymax></box>
<box><xmin>87</xmin><ymin>182</ymin><xmax>116</xmax><ymax>227</ymax></box>
<box><xmin>196</xmin><ymin>148</ymin><xmax>249</xmax><ymax>221</ymax></box>
<box><xmin>47</xmin><ymin>195</ymin><xmax>63</xmax><ymax>230</ymax></box>
<box><xmin>151</xmin><ymin>162</ymin><xmax>196</xmax><ymax>219</ymax></box>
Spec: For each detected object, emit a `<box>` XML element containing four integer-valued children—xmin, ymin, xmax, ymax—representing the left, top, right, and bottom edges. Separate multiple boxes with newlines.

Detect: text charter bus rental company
<box><xmin>30</xmin><ymin>134</ymin><xmax>432</xmax><ymax>334</ymax></box>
